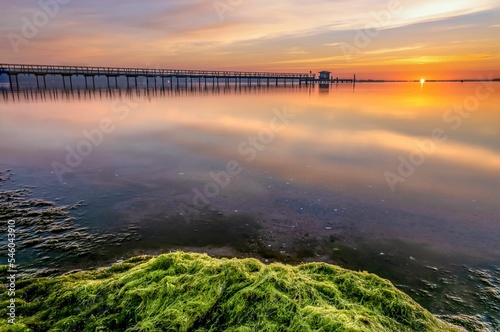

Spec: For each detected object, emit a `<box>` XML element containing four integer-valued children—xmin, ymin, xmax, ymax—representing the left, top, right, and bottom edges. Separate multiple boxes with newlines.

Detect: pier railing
<box><xmin>0</xmin><ymin>63</ymin><xmax>310</xmax><ymax>79</ymax></box>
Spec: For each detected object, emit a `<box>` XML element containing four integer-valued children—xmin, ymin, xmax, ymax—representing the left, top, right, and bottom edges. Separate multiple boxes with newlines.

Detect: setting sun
<box><xmin>420</xmin><ymin>78</ymin><xmax>426</xmax><ymax>84</ymax></box>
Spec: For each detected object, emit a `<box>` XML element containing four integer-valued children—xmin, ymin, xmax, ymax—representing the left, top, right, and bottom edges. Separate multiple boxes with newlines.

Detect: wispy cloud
<box><xmin>272</xmin><ymin>55</ymin><xmax>349</xmax><ymax>65</ymax></box>
<box><xmin>324</xmin><ymin>42</ymin><xmax>345</xmax><ymax>47</ymax></box>
<box><xmin>364</xmin><ymin>46</ymin><xmax>424</xmax><ymax>55</ymax></box>
<box><xmin>392</xmin><ymin>53</ymin><xmax>496</xmax><ymax>64</ymax></box>
<box><xmin>286</xmin><ymin>47</ymin><xmax>310</xmax><ymax>55</ymax></box>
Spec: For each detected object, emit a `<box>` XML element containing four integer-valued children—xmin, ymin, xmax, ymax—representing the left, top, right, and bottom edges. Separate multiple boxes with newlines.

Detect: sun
<box><xmin>420</xmin><ymin>78</ymin><xmax>426</xmax><ymax>84</ymax></box>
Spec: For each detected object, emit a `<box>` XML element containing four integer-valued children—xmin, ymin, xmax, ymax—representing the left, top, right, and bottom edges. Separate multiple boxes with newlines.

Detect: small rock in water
<box><xmin>379</xmin><ymin>252</ymin><xmax>385</xmax><ymax>256</ymax></box>
<box><xmin>116</xmin><ymin>260</ymin><xmax>124</xmax><ymax>263</ymax></box>
<box><xmin>410</xmin><ymin>256</ymin><xmax>416</xmax><ymax>261</ymax></box>
<box><xmin>325</xmin><ymin>227</ymin><xmax>332</xmax><ymax>230</ymax></box>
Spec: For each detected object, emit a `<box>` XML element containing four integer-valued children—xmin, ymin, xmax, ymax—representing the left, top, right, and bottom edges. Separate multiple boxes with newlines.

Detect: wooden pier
<box><xmin>0</xmin><ymin>64</ymin><xmax>355</xmax><ymax>90</ymax></box>
<box><xmin>0</xmin><ymin>63</ymin><xmax>315</xmax><ymax>90</ymax></box>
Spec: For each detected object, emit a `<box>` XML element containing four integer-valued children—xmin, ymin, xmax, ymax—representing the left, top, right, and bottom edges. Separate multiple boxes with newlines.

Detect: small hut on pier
<box><xmin>318</xmin><ymin>71</ymin><xmax>331</xmax><ymax>80</ymax></box>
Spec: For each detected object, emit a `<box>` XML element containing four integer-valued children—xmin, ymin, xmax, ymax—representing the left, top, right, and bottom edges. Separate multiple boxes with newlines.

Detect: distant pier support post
<box><xmin>61</xmin><ymin>74</ymin><xmax>73</xmax><ymax>90</ymax></box>
<box><xmin>35</xmin><ymin>75</ymin><xmax>41</xmax><ymax>89</ymax></box>
<box><xmin>353</xmin><ymin>74</ymin><xmax>356</xmax><ymax>85</ymax></box>
<box><xmin>8</xmin><ymin>74</ymin><xmax>13</xmax><ymax>90</ymax></box>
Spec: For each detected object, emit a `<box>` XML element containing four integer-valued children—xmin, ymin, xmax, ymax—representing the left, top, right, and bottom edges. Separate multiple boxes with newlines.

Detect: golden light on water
<box><xmin>420</xmin><ymin>78</ymin><xmax>426</xmax><ymax>84</ymax></box>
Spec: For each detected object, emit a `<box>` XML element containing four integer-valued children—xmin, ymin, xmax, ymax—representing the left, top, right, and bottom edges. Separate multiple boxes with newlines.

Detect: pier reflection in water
<box><xmin>1</xmin><ymin>83</ymin><xmax>315</xmax><ymax>103</ymax></box>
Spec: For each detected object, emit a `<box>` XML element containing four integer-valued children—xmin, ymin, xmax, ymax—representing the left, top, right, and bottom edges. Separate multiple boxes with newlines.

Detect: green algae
<box><xmin>0</xmin><ymin>183</ymin><xmax>93</xmax><ymax>257</ymax></box>
<box><xmin>0</xmin><ymin>252</ymin><xmax>463</xmax><ymax>331</ymax></box>
<box><xmin>0</xmin><ymin>172</ymin><xmax>140</xmax><ymax>270</ymax></box>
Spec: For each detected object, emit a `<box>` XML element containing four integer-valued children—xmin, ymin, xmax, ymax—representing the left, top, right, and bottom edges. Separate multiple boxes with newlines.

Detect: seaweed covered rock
<box><xmin>0</xmin><ymin>252</ymin><xmax>462</xmax><ymax>331</ymax></box>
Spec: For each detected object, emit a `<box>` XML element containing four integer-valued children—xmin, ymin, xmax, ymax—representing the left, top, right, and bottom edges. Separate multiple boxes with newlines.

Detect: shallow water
<box><xmin>1</xmin><ymin>81</ymin><xmax>499</xmax><ymax>329</ymax></box>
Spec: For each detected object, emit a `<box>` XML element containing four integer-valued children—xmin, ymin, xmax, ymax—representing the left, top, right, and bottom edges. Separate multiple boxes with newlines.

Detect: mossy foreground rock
<box><xmin>1</xmin><ymin>252</ymin><xmax>462</xmax><ymax>332</ymax></box>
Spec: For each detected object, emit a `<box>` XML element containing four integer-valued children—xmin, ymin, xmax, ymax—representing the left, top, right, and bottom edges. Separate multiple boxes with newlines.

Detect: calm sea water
<box><xmin>1</xmin><ymin>81</ymin><xmax>499</xmax><ymax>328</ymax></box>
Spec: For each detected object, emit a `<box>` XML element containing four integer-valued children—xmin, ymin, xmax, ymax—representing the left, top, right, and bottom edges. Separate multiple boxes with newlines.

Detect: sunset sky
<box><xmin>1</xmin><ymin>0</ymin><xmax>499</xmax><ymax>80</ymax></box>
